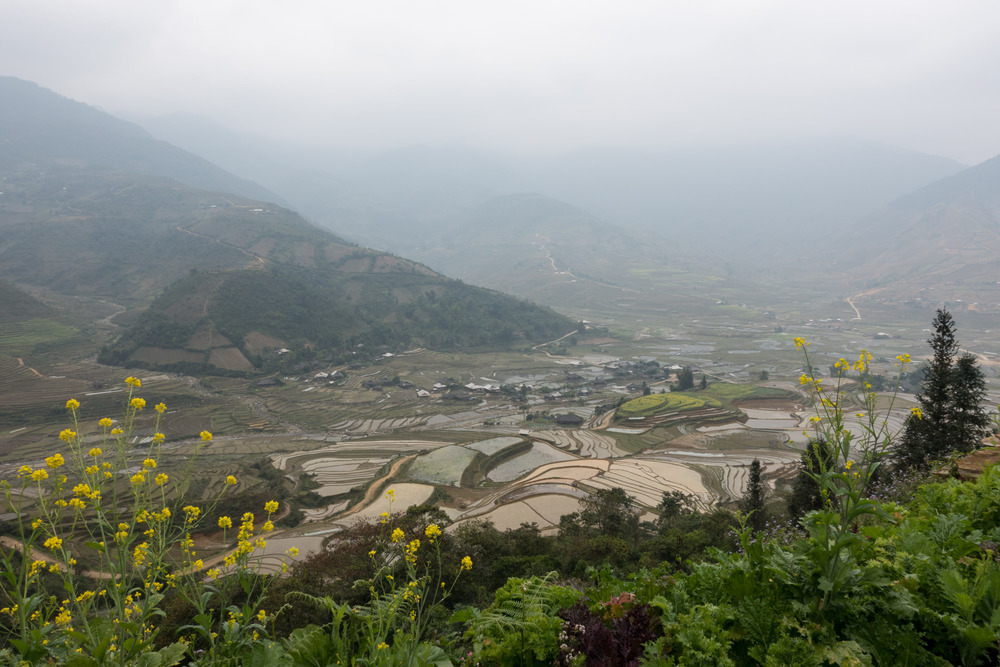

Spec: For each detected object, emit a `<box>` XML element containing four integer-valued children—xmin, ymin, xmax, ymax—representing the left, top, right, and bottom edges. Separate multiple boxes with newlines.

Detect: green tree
<box><xmin>739</xmin><ymin>458</ymin><xmax>767</xmax><ymax>531</ymax></box>
<box><xmin>675</xmin><ymin>366</ymin><xmax>695</xmax><ymax>391</ymax></box>
<box><xmin>894</xmin><ymin>309</ymin><xmax>989</xmax><ymax>468</ymax></box>
<box><xmin>951</xmin><ymin>353</ymin><xmax>990</xmax><ymax>453</ymax></box>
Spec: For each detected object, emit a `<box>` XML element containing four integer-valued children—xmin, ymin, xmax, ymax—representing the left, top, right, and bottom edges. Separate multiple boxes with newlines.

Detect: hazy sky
<box><xmin>4</xmin><ymin>1</ymin><xmax>1000</xmax><ymax>163</ymax></box>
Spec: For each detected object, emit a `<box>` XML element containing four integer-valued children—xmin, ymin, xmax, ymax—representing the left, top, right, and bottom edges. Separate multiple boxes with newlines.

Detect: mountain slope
<box><xmin>415</xmin><ymin>193</ymin><xmax>676</xmax><ymax>294</ymax></box>
<box><xmin>832</xmin><ymin>153</ymin><xmax>1000</xmax><ymax>312</ymax></box>
<box><xmin>0</xmin><ymin>77</ymin><xmax>282</xmax><ymax>204</ymax></box>
<box><xmin>0</xmin><ymin>80</ymin><xmax>576</xmax><ymax>371</ymax></box>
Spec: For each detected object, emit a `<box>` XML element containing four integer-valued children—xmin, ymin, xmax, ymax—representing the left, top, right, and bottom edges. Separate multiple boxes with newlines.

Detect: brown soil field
<box><xmin>244</xmin><ymin>331</ymin><xmax>286</xmax><ymax>355</ymax></box>
<box><xmin>188</xmin><ymin>324</ymin><xmax>233</xmax><ymax>350</ymax></box>
<box><xmin>131</xmin><ymin>347</ymin><xmax>204</xmax><ymax>365</ymax></box>
<box><xmin>208</xmin><ymin>347</ymin><xmax>254</xmax><ymax>372</ymax></box>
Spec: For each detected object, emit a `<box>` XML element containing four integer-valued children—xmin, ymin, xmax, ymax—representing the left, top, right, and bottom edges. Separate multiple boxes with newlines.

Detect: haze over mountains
<box><xmin>0</xmin><ymin>77</ymin><xmax>574</xmax><ymax>373</ymax></box>
<box><xmin>5</xmin><ymin>74</ymin><xmax>1000</xmax><ymax>369</ymax></box>
<box><xmin>136</xmin><ymin>112</ymin><xmax>965</xmax><ymax>262</ymax></box>
<box><xmin>133</xmin><ymin>103</ymin><xmax>1000</xmax><ymax>322</ymax></box>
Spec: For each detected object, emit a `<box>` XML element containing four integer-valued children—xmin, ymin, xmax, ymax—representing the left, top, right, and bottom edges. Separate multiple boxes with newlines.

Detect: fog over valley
<box><xmin>2</xmin><ymin>4</ymin><xmax>1000</xmax><ymax>665</ymax></box>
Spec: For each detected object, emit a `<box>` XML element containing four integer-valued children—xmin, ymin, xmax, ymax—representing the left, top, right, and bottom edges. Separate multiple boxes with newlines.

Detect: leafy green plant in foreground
<box><xmin>0</xmin><ymin>381</ymin><xmax>292</xmax><ymax>665</ymax></box>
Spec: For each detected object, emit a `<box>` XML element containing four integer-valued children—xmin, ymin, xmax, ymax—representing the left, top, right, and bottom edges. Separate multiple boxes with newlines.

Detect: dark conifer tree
<box><xmin>739</xmin><ymin>458</ymin><xmax>767</xmax><ymax>531</ymax></box>
<box><xmin>894</xmin><ymin>309</ymin><xmax>988</xmax><ymax>468</ymax></box>
<box><xmin>675</xmin><ymin>366</ymin><xmax>695</xmax><ymax>391</ymax></box>
<box><xmin>951</xmin><ymin>353</ymin><xmax>990</xmax><ymax>453</ymax></box>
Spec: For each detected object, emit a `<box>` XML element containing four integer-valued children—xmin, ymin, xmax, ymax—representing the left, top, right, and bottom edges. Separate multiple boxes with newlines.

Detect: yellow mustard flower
<box><xmin>425</xmin><ymin>524</ymin><xmax>442</xmax><ymax>542</ymax></box>
<box><xmin>143</xmin><ymin>458</ymin><xmax>156</xmax><ymax>469</ymax></box>
<box><xmin>88</xmin><ymin>447</ymin><xmax>103</xmax><ymax>457</ymax></box>
<box><xmin>264</xmin><ymin>500</ymin><xmax>279</xmax><ymax>514</ymax></box>
<box><xmin>45</xmin><ymin>453</ymin><xmax>66</xmax><ymax>468</ymax></box>
<box><xmin>66</xmin><ymin>399</ymin><xmax>80</xmax><ymax>411</ymax></box>
<box><xmin>288</xmin><ymin>547</ymin><xmax>299</xmax><ymax>557</ymax></box>
<box><xmin>125</xmin><ymin>376</ymin><xmax>141</xmax><ymax>388</ymax></box>
<box><xmin>99</xmin><ymin>418</ymin><xmax>113</xmax><ymax>428</ymax></box>
<box><xmin>391</xmin><ymin>527</ymin><xmax>405</xmax><ymax>543</ymax></box>
<box><xmin>461</xmin><ymin>556</ymin><xmax>473</xmax><ymax>570</ymax></box>
<box><xmin>200</xmin><ymin>430</ymin><xmax>213</xmax><ymax>442</ymax></box>
<box><xmin>58</xmin><ymin>429</ymin><xmax>76</xmax><ymax>443</ymax></box>
<box><xmin>911</xmin><ymin>407</ymin><xmax>922</xmax><ymax>420</ymax></box>
<box><xmin>130</xmin><ymin>398</ymin><xmax>146</xmax><ymax>411</ymax></box>
<box><xmin>152</xmin><ymin>433</ymin><xmax>165</xmax><ymax>443</ymax></box>
<box><xmin>218</xmin><ymin>516</ymin><xmax>233</xmax><ymax>529</ymax></box>
<box><xmin>155</xmin><ymin>402</ymin><xmax>167</xmax><ymax>414</ymax></box>
<box><xmin>44</xmin><ymin>536</ymin><xmax>63</xmax><ymax>551</ymax></box>
<box><xmin>31</xmin><ymin>469</ymin><xmax>48</xmax><ymax>482</ymax></box>
<box><xmin>385</xmin><ymin>488</ymin><xmax>396</xmax><ymax>501</ymax></box>
<box><xmin>225</xmin><ymin>475</ymin><xmax>237</xmax><ymax>486</ymax></box>
<box><xmin>154</xmin><ymin>473</ymin><xmax>169</xmax><ymax>486</ymax></box>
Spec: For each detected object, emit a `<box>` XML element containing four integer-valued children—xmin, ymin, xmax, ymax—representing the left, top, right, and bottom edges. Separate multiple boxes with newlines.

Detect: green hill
<box><xmin>100</xmin><ymin>265</ymin><xmax>572</xmax><ymax>372</ymax></box>
<box><xmin>0</xmin><ymin>79</ymin><xmax>575</xmax><ymax>372</ymax></box>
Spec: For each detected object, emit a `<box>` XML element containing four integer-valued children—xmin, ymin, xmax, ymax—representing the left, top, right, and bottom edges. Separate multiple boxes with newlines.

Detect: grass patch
<box><xmin>0</xmin><ymin>319</ymin><xmax>80</xmax><ymax>356</ymax></box>
<box><xmin>619</xmin><ymin>393</ymin><xmax>705</xmax><ymax>415</ymax></box>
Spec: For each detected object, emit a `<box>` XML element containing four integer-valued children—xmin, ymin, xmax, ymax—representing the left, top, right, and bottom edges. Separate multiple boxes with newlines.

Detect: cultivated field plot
<box><xmin>274</xmin><ymin>439</ymin><xmax>452</xmax><ymax>495</ymax></box>
<box><xmin>531</xmin><ymin>429</ymin><xmax>628</xmax><ymax>458</ymax></box>
<box><xmin>337</xmin><ymin>483</ymin><xmax>435</xmax><ymax>525</ymax></box>
<box><xmin>329</xmin><ymin>416</ymin><xmax>428</xmax><ymax>434</ymax></box>
<box><xmin>619</xmin><ymin>393</ymin><xmax>707</xmax><ymax>415</ymax></box>
<box><xmin>450</xmin><ymin>493</ymin><xmax>583</xmax><ymax>533</ymax></box>
<box><xmin>405</xmin><ymin>445</ymin><xmax>477</xmax><ymax>486</ymax></box>
<box><xmin>300</xmin><ymin>456</ymin><xmax>394</xmax><ymax>496</ymax></box>
<box><xmin>0</xmin><ymin>355</ymin><xmax>92</xmax><ymax>408</ymax></box>
<box><xmin>486</xmin><ymin>442</ymin><xmax>577</xmax><ymax>482</ymax></box>
<box><xmin>583</xmin><ymin>458</ymin><xmax>711</xmax><ymax>509</ymax></box>
<box><xmin>466</xmin><ymin>436</ymin><xmax>523</xmax><ymax>455</ymax></box>
<box><xmin>741</xmin><ymin>408</ymin><xmax>800</xmax><ymax>429</ymax></box>
<box><xmin>646</xmin><ymin>450</ymin><xmax>801</xmax><ymax>501</ymax></box>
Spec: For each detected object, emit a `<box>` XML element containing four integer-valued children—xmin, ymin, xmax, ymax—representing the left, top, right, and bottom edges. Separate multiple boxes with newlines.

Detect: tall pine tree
<box><xmin>894</xmin><ymin>309</ymin><xmax>989</xmax><ymax>468</ymax></box>
<box><xmin>951</xmin><ymin>353</ymin><xmax>990</xmax><ymax>454</ymax></box>
<box><xmin>739</xmin><ymin>458</ymin><xmax>767</xmax><ymax>531</ymax></box>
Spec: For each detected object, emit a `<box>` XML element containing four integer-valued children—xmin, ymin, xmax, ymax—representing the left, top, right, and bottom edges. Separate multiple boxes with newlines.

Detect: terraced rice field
<box><xmin>274</xmin><ymin>439</ymin><xmax>451</xmax><ymax>496</ymax></box>
<box><xmin>486</xmin><ymin>442</ymin><xmax>577</xmax><ymax>482</ymax></box>
<box><xmin>301</xmin><ymin>457</ymin><xmax>394</xmax><ymax>496</ymax></box>
<box><xmin>405</xmin><ymin>445</ymin><xmax>477</xmax><ymax>486</ymax></box>
<box><xmin>0</xmin><ymin>355</ymin><xmax>92</xmax><ymax>408</ymax></box>
<box><xmin>619</xmin><ymin>393</ymin><xmax>705</xmax><ymax>415</ymax></box>
<box><xmin>450</xmin><ymin>494</ymin><xmax>583</xmax><ymax>533</ymax></box>
<box><xmin>466</xmin><ymin>436</ymin><xmax>523</xmax><ymax>455</ymax></box>
<box><xmin>329</xmin><ymin>416</ymin><xmax>428</xmax><ymax>434</ymax></box>
<box><xmin>583</xmin><ymin>458</ymin><xmax>712</xmax><ymax>509</ymax></box>
<box><xmin>339</xmin><ymin>483</ymin><xmax>435</xmax><ymax>525</ymax></box>
<box><xmin>531</xmin><ymin>429</ymin><xmax>628</xmax><ymax>458</ymax></box>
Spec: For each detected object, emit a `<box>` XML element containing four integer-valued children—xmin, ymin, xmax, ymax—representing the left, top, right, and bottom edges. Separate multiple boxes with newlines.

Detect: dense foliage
<box><xmin>895</xmin><ymin>309</ymin><xmax>992</xmax><ymax>469</ymax></box>
<box><xmin>100</xmin><ymin>267</ymin><xmax>575</xmax><ymax>372</ymax></box>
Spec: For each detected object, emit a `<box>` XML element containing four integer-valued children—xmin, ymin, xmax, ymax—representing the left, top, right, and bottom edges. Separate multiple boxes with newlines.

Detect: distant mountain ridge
<box><xmin>830</xmin><ymin>153</ymin><xmax>1000</xmax><ymax>314</ymax></box>
<box><xmin>0</xmin><ymin>77</ymin><xmax>282</xmax><ymax>204</ymax></box>
<box><xmin>127</xmin><ymin>115</ymin><xmax>966</xmax><ymax>266</ymax></box>
<box><xmin>0</xmin><ymin>78</ymin><xmax>575</xmax><ymax>372</ymax></box>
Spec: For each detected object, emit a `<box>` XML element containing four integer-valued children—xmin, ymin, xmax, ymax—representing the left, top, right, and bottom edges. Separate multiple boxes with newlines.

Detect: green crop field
<box><xmin>619</xmin><ymin>393</ymin><xmax>705</xmax><ymax>415</ymax></box>
<box><xmin>0</xmin><ymin>319</ymin><xmax>81</xmax><ymax>356</ymax></box>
